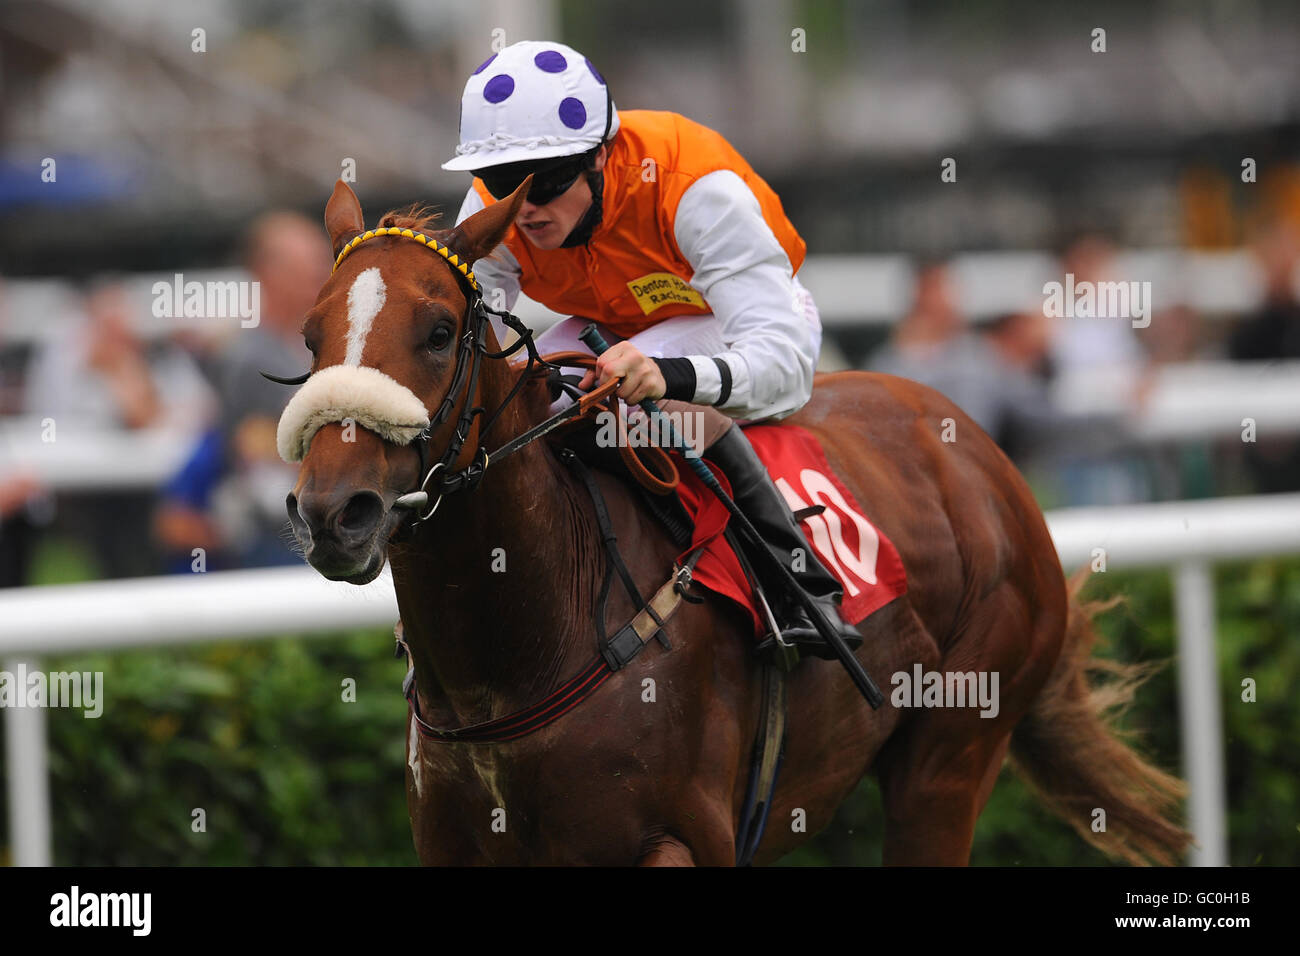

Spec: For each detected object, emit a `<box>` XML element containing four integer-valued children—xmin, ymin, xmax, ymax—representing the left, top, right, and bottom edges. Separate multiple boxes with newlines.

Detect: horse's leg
<box><xmin>875</xmin><ymin>584</ymin><xmax>1054</xmax><ymax>866</ymax></box>
<box><xmin>875</xmin><ymin>714</ymin><xmax>1011</xmax><ymax>866</ymax></box>
<box><xmin>406</xmin><ymin>726</ymin><xmax>488</xmax><ymax>865</ymax></box>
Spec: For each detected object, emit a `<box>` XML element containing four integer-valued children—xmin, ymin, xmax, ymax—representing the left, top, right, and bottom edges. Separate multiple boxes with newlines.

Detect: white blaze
<box><xmin>345</xmin><ymin>267</ymin><xmax>386</xmax><ymax>366</ymax></box>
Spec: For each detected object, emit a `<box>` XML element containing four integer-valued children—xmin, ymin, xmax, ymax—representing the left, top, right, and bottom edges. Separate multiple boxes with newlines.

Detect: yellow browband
<box><xmin>331</xmin><ymin>227</ymin><xmax>478</xmax><ymax>292</ymax></box>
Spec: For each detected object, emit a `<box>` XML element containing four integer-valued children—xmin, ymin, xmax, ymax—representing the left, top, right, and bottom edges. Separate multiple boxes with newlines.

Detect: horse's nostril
<box><xmin>288</xmin><ymin>489</ymin><xmax>383</xmax><ymax>543</ymax></box>
<box><xmin>338</xmin><ymin>492</ymin><xmax>384</xmax><ymax>537</ymax></box>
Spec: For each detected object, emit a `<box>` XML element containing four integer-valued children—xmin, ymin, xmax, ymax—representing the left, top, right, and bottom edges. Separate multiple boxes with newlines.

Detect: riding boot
<box><xmin>703</xmin><ymin>426</ymin><xmax>863</xmax><ymax>661</ymax></box>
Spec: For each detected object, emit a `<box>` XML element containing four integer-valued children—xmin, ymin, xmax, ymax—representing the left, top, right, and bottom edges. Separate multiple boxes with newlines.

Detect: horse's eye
<box><xmin>428</xmin><ymin>325</ymin><xmax>453</xmax><ymax>351</ymax></box>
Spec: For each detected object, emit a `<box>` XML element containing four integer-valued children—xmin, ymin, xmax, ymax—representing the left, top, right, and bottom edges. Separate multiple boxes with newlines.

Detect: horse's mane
<box><xmin>377</xmin><ymin>205</ymin><xmax>443</xmax><ymax>233</ymax></box>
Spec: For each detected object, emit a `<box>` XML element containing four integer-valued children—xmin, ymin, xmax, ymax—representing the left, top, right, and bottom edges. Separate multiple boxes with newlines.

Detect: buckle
<box><xmin>673</xmin><ymin>564</ymin><xmax>693</xmax><ymax>593</ymax></box>
<box><xmin>465</xmin><ymin>447</ymin><xmax>491</xmax><ymax>488</ymax></box>
<box><xmin>600</xmin><ymin>624</ymin><xmax>646</xmax><ymax>672</ymax></box>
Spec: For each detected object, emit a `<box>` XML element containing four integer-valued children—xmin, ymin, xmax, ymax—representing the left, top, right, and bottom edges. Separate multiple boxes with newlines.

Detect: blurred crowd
<box><xmin>0</xmin><ymin>210</ymin><xmax>327</xmax><ymax>586</ymax></box>
<box><xmin>2</xmin><ymin>215</ymin><xmax>1299</xmax><ymax>586</ymax></box>
<box><xmin>867</xmin><ymin>223</ymin><xmax>1300</xmax><ymax>506</ymax></box>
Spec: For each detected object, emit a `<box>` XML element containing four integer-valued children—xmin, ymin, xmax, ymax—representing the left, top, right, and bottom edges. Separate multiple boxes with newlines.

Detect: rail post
<box><xmin>3</xmin><ymin>655</ymin><xmax>53</xmax><ymax>866</ymax></box>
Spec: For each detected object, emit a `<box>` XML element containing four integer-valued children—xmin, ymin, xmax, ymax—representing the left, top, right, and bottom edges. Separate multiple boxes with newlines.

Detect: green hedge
<box><xmin>2</xmin><ymin>558</ymin><xmax>1296</xmax><ymax>865</ymax></box>
<box><xmin>34</xmin><ymin>632</ymin><xmax>412</xmax><ymax>865</ymax></box>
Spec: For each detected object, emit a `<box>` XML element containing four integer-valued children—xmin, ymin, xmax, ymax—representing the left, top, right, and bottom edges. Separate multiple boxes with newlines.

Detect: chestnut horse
<box><xmin>280</xmin><ymin>178</ymin><xmax>1191</xmax><ymax>865</ymax></box>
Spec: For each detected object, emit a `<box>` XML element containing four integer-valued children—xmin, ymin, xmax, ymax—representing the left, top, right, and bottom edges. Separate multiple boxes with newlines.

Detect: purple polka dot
<box><xmin>472</xmin><ymin>53</ymin><xmax>497</xmax><ymax>75</ymax></box>
<box><xmin>558</xmin><ymin>97</ymin><xmax>587</xmax><ymax>130</ymax></box>
<box><xmin>483</xmin><ymin>74</ymin><xmax>515</xmax><ymax>104</ymax></box>
<box><xmin>534</xmin><ymin>50</ymin><xmax>567</xmax><ymax>73</ymax></box>
<box><xmin>586</xmin><ymin>58</ymin><xmax>605</xmax><ymax>85</ymax></box>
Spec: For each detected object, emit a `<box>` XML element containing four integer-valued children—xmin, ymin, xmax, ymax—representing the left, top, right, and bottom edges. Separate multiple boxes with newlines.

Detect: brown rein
<box><xmin>536</xmin><ymin>350</ymin><xmax>679</xmax><ymax>496</ymax></box>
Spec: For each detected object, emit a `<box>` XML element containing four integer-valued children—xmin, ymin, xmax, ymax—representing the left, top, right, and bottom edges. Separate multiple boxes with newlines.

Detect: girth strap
<box><xmin>403</xmin><ymin>562</ymin><xmax>701</xmax><ymax>744</ymax></box>
<box><xmin>406</xmin><ymin>656</ymin><xmax>613</xmax><ymax>744</ymax></box>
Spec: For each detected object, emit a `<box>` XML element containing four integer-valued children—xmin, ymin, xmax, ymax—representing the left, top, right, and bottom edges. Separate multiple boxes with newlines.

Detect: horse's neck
<box><xmin>389</xmin><ymin>368</ymin><xmax>599</xmax><ymax>721</ymax></box>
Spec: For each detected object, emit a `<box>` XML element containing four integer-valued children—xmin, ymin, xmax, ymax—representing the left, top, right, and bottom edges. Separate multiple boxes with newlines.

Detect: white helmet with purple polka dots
<box><xmin>442</xmin><ymin>40</ymin><xmax>619</xmax><ymax>172</ymax></box>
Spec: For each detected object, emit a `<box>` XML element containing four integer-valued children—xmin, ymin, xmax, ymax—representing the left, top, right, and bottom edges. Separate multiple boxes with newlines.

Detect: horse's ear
<box><xmin>442</xmin><ymin>175</ymin><xmax>531</xmax><ymax>265</ymax></box>
<box><xmin>325</xmin><ymin>180</ymin><xmax>365</xmax><ymax>259</ymax></box>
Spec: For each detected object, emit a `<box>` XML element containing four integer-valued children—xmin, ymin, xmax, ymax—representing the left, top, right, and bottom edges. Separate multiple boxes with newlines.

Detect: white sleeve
<box><xmin>453</xmin><ymin>188</ymin><xmax>523</xmax><ymax>344</ymax></box>
<box><xmin>672</xmin><ymin>170</ymin><xmax>816</xmax><ymax>421</ymax></box>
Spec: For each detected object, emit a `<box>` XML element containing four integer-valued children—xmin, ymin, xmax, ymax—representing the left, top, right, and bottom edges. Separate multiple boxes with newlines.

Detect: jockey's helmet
<box><xmin>442</xmin><ymin>40</ymin><xmax>619</xmax><ymax>175</ymax></box>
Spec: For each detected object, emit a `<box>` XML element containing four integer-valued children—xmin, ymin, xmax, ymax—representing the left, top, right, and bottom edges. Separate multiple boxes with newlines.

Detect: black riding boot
<box><xmin>704</xmin><ymin>426</ymin><xmax>863</xmax><ymax>660</ymax></box>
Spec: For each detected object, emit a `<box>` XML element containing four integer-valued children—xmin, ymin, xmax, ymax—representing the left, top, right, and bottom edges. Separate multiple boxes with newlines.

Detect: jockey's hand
<box><xmin>579</xmin><ymin>341</ymin><xmax>666</xmax><ymax>405</ymax></box>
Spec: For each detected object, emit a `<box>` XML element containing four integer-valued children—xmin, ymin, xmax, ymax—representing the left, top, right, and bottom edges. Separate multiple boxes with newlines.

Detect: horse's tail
<box><xmin>1008</xmin><ymin>571</ymin><xmax>1194</xmax><ymax>865</ymax></box>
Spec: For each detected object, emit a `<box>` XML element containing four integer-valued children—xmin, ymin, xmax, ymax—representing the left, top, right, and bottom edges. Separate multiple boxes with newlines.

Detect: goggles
<box><xmin>476</xmin><ymin>151</ymin><xmax>594</xmax><ymax>205</ymax></box>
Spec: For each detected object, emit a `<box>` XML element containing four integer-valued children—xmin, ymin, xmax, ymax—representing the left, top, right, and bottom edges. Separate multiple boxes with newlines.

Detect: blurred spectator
<box><xmin>869</xmin><ymin>262</ymin><xmax>1132</xmax><ymax>507</ymax></box>
<box><xmin>0</xmin><ymin>279</ymin><xmax>49</xmax><ymax>586</ymax></box>
<box><xmin>870</xmin><ymin>264</ymin><xmax>1060</xmax><ymax>456</ymax></box>
<box><xmin>1226</xmin><ymin>221</ymin><xmax>1300</xmax><ymax>492</ymax></box>
<box><xmin>882</xmin><ymin>260</ymin><xmax>963</xmax><ymax>354</ymax></box>
<box><xmin>869</xmin><ymin>261</ymin><xmax>993</xmax><ymax>412</ymax></box>
<box><xmin>1041</xmin><ymin>236</ymin><xmax>1150</xmax><ymax>505</ymax></box>
<box><xmin>0</xmin><ymin>280</ymin><xmax>28</xmax><ymax>415</ymax></box>
<box><xmin>24</xmin><ymin>280</ymin><xmax>213</xmax><ymax>431</ymax></box>
<box><xmin>0</xmin><ymin>471</ymin><xmax>43</xmax><ymax>585</ymax></box>
<box><xmin>19</xmin><ymin>279</ymin><xmax>213</xmax><ymax>578</ymax></box>
<box><xmin>867</xmin><ymin>260</ymin><xmax>973</xmax><ymax>395</ymax></box>
<box><xmin>1228</xmin><ymin>221</ymin><xmax>1300</xmax><ymax>360</ymax></box>
<box><xmin>1047</xmin><ymin>234</ymin><xmax>1146</xmax><ymax>374</ymax></box>
<box><xmin>980</xmin><ymin>309</ymin><xmax>1056</xmax><ymax>460</ymax></box>
<box><xmin>1131</xmin><ymin>301</ymin><xmax>1217</xmax><ymax>500</ymax></box>
<box><xmin>154</xmin><ymin>211</ymin><xmax>327</xmax><ymax>570</ymax></box>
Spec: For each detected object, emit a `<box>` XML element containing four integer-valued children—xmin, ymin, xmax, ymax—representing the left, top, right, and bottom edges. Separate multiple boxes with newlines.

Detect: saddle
<box><xmin>546</xmin><ymin>414</ymin><xmax>907</xmax><ymax>660</ymax></box>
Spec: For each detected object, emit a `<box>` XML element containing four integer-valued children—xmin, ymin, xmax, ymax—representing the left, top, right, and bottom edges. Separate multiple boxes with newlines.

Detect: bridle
<box><xmin>340</xmin><ymin>226</ymin><xmax>577</xmax><ymax>524</ymax></box>
<box><xmin>266</xmin><ymin>225</ymin><xmax>654</xmax><ymax>527</ymax></box>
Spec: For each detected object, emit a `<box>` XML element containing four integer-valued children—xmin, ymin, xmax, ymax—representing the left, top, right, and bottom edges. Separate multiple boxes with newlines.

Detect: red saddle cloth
<box><xmin>671</xmin><ymin>423</ymin><xmax>907</xmax><ymax>637</ymax></box>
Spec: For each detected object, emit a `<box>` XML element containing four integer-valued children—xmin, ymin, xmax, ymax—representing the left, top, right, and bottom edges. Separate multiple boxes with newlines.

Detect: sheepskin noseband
<box><xmin>276</xmin><ymin>364</ymin><xmax>430</xmax><ymax>463</ymax></box>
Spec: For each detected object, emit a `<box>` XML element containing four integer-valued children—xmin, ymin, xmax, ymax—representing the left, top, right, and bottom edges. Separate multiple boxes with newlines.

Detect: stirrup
<box><xmin>767</xmin><ymin>596</ymin><xmax>863</xmax><ymax>662</ymax></box>
<box><xmin>747</xmin><ymin>578</ymin><xmax>802</xmax><ymax>672</ymax></box>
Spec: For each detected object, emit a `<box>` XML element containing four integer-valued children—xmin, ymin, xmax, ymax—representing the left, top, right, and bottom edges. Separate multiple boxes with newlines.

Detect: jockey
<box><xmin>443</xmin><ymin>40</ymin><xmax>859</xmax><ymax>658</ymax></box>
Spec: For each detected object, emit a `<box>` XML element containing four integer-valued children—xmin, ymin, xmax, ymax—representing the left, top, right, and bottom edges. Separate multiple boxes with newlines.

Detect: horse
<box><xmin>278</xmin><ymin>177</ymin><xmax>1192</xmax><ymax>865</ymax></box>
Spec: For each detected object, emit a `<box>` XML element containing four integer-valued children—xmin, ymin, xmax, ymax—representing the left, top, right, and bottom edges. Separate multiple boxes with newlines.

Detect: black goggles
<box><xmin>476</xmin><ymin>151</ymin><xmax>594</xmax><ymax>205</ymax></box>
